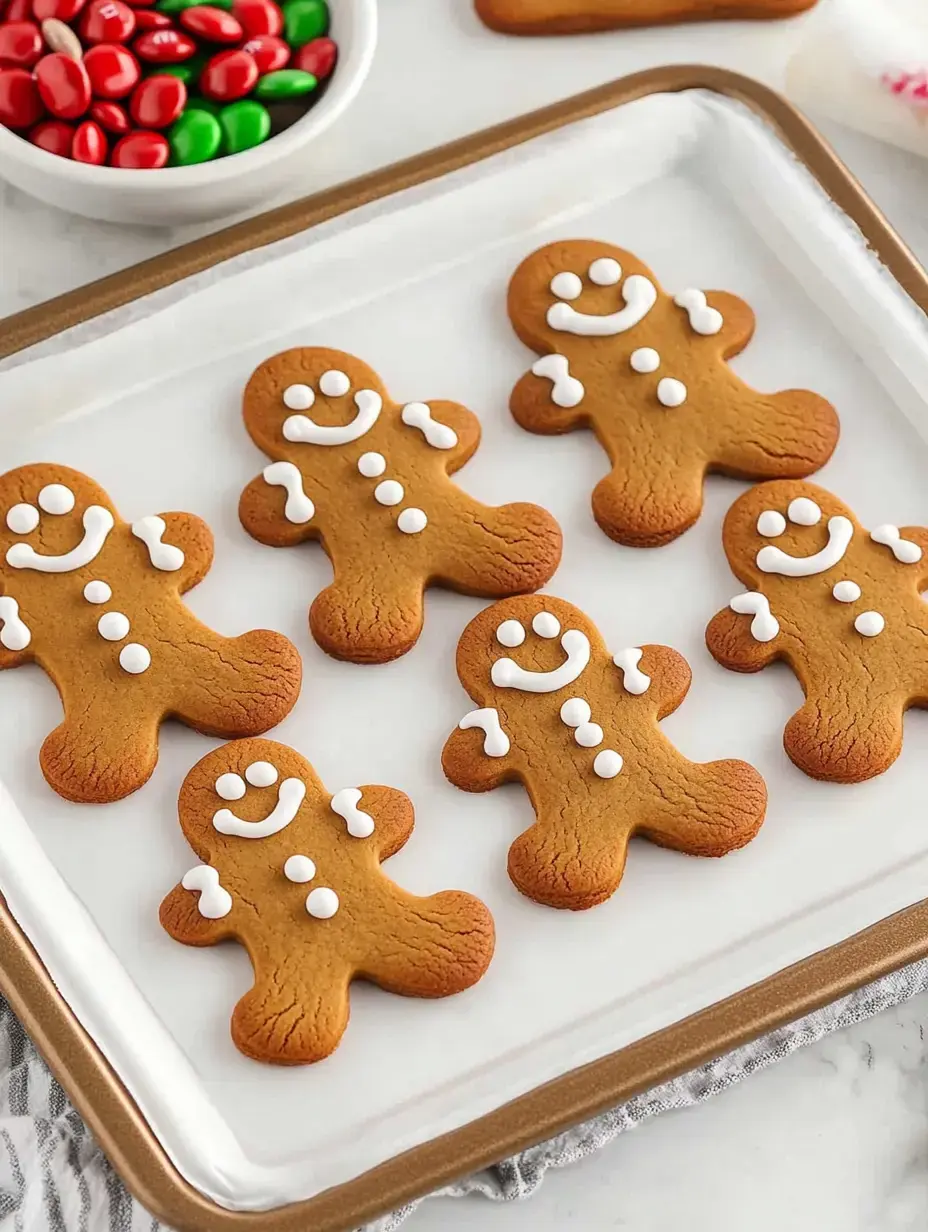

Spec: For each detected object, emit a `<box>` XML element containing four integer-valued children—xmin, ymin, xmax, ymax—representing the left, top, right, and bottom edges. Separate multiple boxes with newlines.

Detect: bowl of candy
<box><xmin>0</xmin><ymin>0</ymin><xmax>376</xmax><ymax>224</ymax></box>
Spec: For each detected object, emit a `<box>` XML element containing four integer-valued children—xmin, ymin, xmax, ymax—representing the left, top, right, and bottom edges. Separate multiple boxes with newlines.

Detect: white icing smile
<box><xmin>6</xmin><ymin>505</ymin><xmax>114</xmax><ymax>573</ymax></box>
<box><xmin>283</xmin><ymin>389</ymin><xmax>382</xmax><ymax>446</ymax></box>
<box><xmin>547</xmin><ymin>274</ymin><xmax>657</xmax><ymax>337</ymax></box>
<box><xmin>492</xmin><ymin>628</ymin><xmax>591</xmax><ymax>693</ymax></box>
<box><xmin>213</xmin><ymin>776</ymin><xmax>307</xmax><ymax>838</ymax></box>
<box><xmin>756</xmin><ymin>516</ymin><xmax>853</xmax><ymax>578</ymax></box>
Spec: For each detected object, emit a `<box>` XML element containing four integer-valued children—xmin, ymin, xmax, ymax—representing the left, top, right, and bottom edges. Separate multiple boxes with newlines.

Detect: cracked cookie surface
<box><xmin>442</xmin><ymin>594</ymin><xmax>767</xmax><ymax>910</ymax></box>
<box><xmin>160</xmin><ymin>738</ymin><xmax>496</xmax><ymax>1064</ymax></box>
<box><xmin>475</xmin><ymin>0</ymin><xmax>817</xmax><ymax>34</ymax></box>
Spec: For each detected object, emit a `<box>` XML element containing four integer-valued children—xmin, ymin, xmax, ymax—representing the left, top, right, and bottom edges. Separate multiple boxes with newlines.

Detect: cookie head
<box><xmin>242</xmin><ymin>347</ymin><xmax>389</xmax><ymax>457</ymax></box>
<box><xmin>507</xmin><ymin>240</ymin><xmax>660</xmax><ymax>354</ymax></box>
<box><xmin>1</xmin><ymin>464</ymin><xmax>117</xmax><ymax>579</ymax></box>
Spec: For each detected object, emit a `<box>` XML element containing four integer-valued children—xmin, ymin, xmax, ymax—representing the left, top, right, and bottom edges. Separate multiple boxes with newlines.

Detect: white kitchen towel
<box><xmin>2</xmin><ymin>957</ymin><xmax>928</xmax><ymax>1231</ymax></box>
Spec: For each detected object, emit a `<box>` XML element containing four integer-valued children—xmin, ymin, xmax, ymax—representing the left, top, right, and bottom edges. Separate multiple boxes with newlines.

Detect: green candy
<box><xmin>254</xmin><ymin>68</ymin><xmax>317</xmax><ymax>101</ymax></box>
<box><xmin>157</xmin><ymin>0</ymin><xmax>232</xmax><ymax>11</ymax></box>
<box><xmin>185</xmin><ymin>96</ymin><xmax>220</xmax><ymax>116</ymax></box>
<box><xmin>218</xmin><ymin>99</ymin><xmax>271</xmax><ymax>155</ymax></box>
<box><xmin>281</xmin><ymin>0</ymin><xmax>328</xmax><ymax>48</ymax></box>
<box><xmin>156</xmin><ymin>54</ymin><xmax>205</xmax><ymax>86</ymax></box>
<box><xmin>169</xmin><ymin>109</ymin><xmax>223</xmax><ymax>165</ymax></box>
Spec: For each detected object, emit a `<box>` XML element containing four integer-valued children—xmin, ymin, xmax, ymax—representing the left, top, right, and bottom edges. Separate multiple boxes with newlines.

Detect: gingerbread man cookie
<box><xmin>506</xmin><ymin>240</ymin><xmax>839</xmax><ymax>547</ymax></box>
<box><xmin>239</xmin><ymin>347</ymin><xmax>562</xmax><ymax>664</ymax></box>
<box><xmin>475</xmin><ymin>0</ymin><xmax>817</xmax><ymax>35</ymax></box>
<box><xmin>160</xmin><ymin>739</ymin><xmax>495</xmax><ymax>1064</ymax></box>
<box><xmin>706</xmin><ymin>479</ymin><xmax>928</xmax><ymax>783</ymax></box>
<box><xmin>0</xmin><ymin>464</ymin><xmax>302</xmax><ymax>804</ymax></box>
<box><xmin>442</xmin><ymin>595</ymin><xmax>766</xmax><ymax>910</ymax></box>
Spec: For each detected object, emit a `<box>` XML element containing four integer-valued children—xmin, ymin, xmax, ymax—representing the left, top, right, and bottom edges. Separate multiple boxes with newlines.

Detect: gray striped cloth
<box><xmin>3</xmin><ymin>958</ymin><xmax>928</xmax><ymax>1231</ymax></box>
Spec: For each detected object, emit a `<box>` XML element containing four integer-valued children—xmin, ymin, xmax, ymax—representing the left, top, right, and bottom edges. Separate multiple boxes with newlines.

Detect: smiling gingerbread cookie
<box><xmin>706</xmin><ymin>479</ymin><xmax>928</xmax><ymax>783</ymax></box>
<box><xmin>506</xmin><ymin>240</ymin><xmax>839</xmax><ymax>546</ymax></box>
<box><xmin>475</xmin><ymin>0</ymin><xmax>817</xmax><ymax>35</ymax></box>
<box><xmin>442</xmin><ymin>595</ymin><xmax>767</xmax><ymax>910</ymax></box>
<box><xmin>160</xmin><ymin>739</ymin><xmax>495</xmax><ymax>1064</ymax></box>
<box><xmin>238</xmin><ymin>347</ymin><xmax>562</xmax><ymax>664</ymax></box>
<box><xmin>0</xmin><ymin>464</ymin><xmax>302</xmax><ymax>804</ymax></box>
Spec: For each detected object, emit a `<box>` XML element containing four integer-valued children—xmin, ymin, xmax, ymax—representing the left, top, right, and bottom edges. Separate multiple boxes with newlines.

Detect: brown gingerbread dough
<box><xmin>442</xmin><ymin>595</ymin><xmax>766</xmax><ymax>909</ymax></box>
<box><xmin>506</xmin><ymin>240</ymin><xmax>839</xmax><ymax>547</ymax></box>
<box><xmin>706</xmin><ymin>479</ymin><xmax>928</xmax><ymax>783</ymax></box>
<box><xmin>0</xmin><ymin>464</ymin><xmax>302</xmax><ymax>804</ymax></box>
<box><xmin>239</xmin><ymin>347</ymin><xmax>562</xmax><ymax>664</ymax></box>
<box><xmin>160</xmin><ymin>739</ymin><xmax>496</xmax><ymax>1064</ymax></box>
<box><xmin>475</xmin><ymin>0</ymin><xmax>817</xmax><ymax>35</ymax></box>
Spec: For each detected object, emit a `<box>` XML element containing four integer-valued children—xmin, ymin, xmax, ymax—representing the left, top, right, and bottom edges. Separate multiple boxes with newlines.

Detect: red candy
<box><xmin>110</xmin><ymin>126</ymin><xmax>167</xmax><ymax>166</ymax></box>
<box><xmin>199</xmin><ymin>46</ymin><xmax>255</xmax><ymax>100</ymax></box>
<box><xmin>32</xmin><ymin>0</ymin><xmax>86</xmax><ymax>21</ymax></box>
<box><xmin>34</xmin><ymin>51</ymin><xmax>90</xmax><ymax>117</ymax></box>
<box><xmin>133</xmin><ymin>26</ymin><xmax>194</xmax><ymax>60</ymax></box>
<box><xmin>239</xmin><ymin>31</ymin><xmax>285</xmax><ymax>73</ymax></box>
<box><xmin>5</xmin><ymin>0</ymin><xmax>34</xmax><ymax>20</ymax></box>
<box><xmin>231</xmin><ymin>0</ymin><xmax>279</xmax><ymax>37</ymax></box>
<box><xmin>128</xmin><ymin>70</ymin><xmax>183</xmax><ymax>126</ymax></box>
<box><xmin>83</xmin><ymin>40</ymin><xmax>138</xmax><ymax>95</ymax></box>
<box><xmin>79</xmin><ymin>0</ymin><xmax>135</xmax><ymax>43</ymax></box>
<box><xmin>0</xmin><ymin>65</ymin><xmax>42</xmax><ymax>125</ymax></box>
<box><xmin>0</xmin><ymin>20</ymin><xmax>42</xmax><ymax>66</ymax></box>
<box><xmin>89</xmin><ymin>97</ymin><xmax>128</xmax><ymax>131</ymax></box>
<box><xmin>293</xmin><ymin>35</ymin><xmax>334</xmax><ymax>80</ymax></box>
<box><xmin>132</xmin><ymin>9</ymin><xmax>169</xmax><ymax>28</ymax></box>
<box><xmin>179</xmin><ymin>3</ymin><xmax>240</xmax><ymax>43</ymax></box>
<box><xmin>72</xmin><ymin>116</ymin><xmax>106</xmax><ymax>161</ymax></box>
<box><xmin>29</xmin><ymin>116</ymin><xmax>73</xmax><ymax>152</ymax></box>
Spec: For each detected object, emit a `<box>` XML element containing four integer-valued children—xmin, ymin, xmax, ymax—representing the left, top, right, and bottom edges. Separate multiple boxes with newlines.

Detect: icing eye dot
<box><xmin>630</xmin><ymin>348</ymin><xmax>660</xmax><ymax>374</ymax></box>
<box><xmin>397</xmin><ymin>507</ymin><xmax>428</xmax><ymax>534</ymax></box>
<box><xmin>532</xmin><ymin>611</ymin><xmax>560</xmax><ymax>639</ymax></box>
<box><xmin>245</xmin><ymin>761</ymin><xmax>278</xmax><ymax>788</ymax></box>
<box><xmin>496</xmin><ymin>619</ymin><xmax>525</xmax><ymax>648</ymax></box>
<box><xmin>97</xmin><ymin>612</ymin><xmax>130</xmax><ymax>642</ymax></box>
<box><xmin>83</xmin><ymin>580</ymin><xmax>111</xmax><ymax>604</ymax></box>
<box><xmin>574</xmin><ymin>722</ymin><xmax>604</xmax><ymax>748</ymax></box>
<box><xmin>854</xmin><ymin>610</ymin><xmax>884</xmax><ymax>637</ymax></box>
<box><xmin>319</xmin><ymin>370</ymin><xmax>351</xmax><ymax>398</ymax></box>
<box><xmin>306</xmin><ymin>887</ymin><xmax>339</xmax><ymax>919</ymax></box>
<box><xmin>560</xmin><ymin>697</ymin><xmax>591</xmax><ymax>727</ymax></box>
<box><xmin>6</xmin><ymin>504</ymin><xmax>39</xmax><ymax>534</ymax></box>
<box><xmin>38</xmin><ymin>484</ymin><xmax>75</xmax><ymax>515</ymax></box>
<box><xmin>284</xmin><ymin>854</ymin><xmax>316</xmax><ymax>883</ymax></box>
<box><xmin>550</xmin><ymin>271</ymin><xmax>582</xmax><ymax>301</ymax></box>
<box><xmin>833</xmin><ymin>580</ymin><xmax>861</xmax><ymax>603</ymax></box>
<box><xmin>283</xmin><ymin>384</ymin><xmax>314</xmax><ymax>411</ymax></box>
<box><xmin>588</xmin><ymin>257</ymin><xmax>622</xmax><ymax>286</ymax></box>
<box><xmin>757</xmin><ymin>510</ymin><xmax>787</xmax><ymax>537</ymax></box>
<box><xmin>788</xmin><ymin>497</ymin><xmax>821</xmax><ymax>526</ymax></box>
<box><xmin>216</xmin><ymin>773</ymin><xmax>246</xmax><ymax>801</ymax></box>
<box><xmin>357</xmin><ymin>452</ymin><xmax>386</xmax><ymax>478</ymax></box>
<box><xmin>593</xmin><ymin>749</ymin><xmax>623</xmax><ymax>778</ymax></box>
<box><xmin>374</xmin><ymin>480</ymin><xmax>404</xmax><ymax>507</ymax></box>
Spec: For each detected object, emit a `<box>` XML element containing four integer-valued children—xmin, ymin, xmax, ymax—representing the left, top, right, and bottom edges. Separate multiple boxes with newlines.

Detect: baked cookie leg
<box><xmin>783</xmin><ymin>689</ymin><xmax>905</xmax><ymax>784</ymax></box>
<box><xmin>591</xmin><ymin>457</ymin><xmax>706</xmax><ymax>548</ymax></box>
<box><xmin>508</xmin><ymin>814</ymin><xmax>632</xmax><ymax>910</ymax></box>
<box><xmin>40</xmin><ymin>701</ymin><xmax>161</xmax><ymax>804</ymax></box>
<box><xmin>231</xmin><ymin>957</ymin><xmax>351</xmax><ymax>1065</ymax></box>
<box><xmin>310</xmin><ymin>562</ymin><xmax>427</xmax><ymax>664</ymax></box>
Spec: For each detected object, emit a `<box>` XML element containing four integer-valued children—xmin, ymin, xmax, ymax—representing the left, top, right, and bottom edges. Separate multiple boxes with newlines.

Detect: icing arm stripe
<box><xmin>546</xmin><ymin>275</ymin><xmax>656</xmax><ymax>337</ymax></box>
<box><xmin>181</xmin><ymin>865</ymin><xmax>232</xmax><ymax>919</ymax></box>
<box><xmin>756</xmin><ymin>516</ymin><xmax>853</xmax><ymax>577</ymax></box>
<box><xmin>330</xmin><ymin>787</ymin><xmax>375</xmax><ymax>837</ymax></box>
<box><xmin>491</xmin><ymin>629</ymin><xmax>590</xmax><ymax>693</ymax></box>
<box><xmin>213</xmin><ymin>778</ymin><xmax>306</xmax><ymax>838</ymax></box>
<box><xmin>870</xmin><ymin>524</ymin><xmax>923</xmax><ymax>564</ymax></box>
<box><xmin>730</xmin><ymin>592</ymin><xmax>779</xmax><ymax>642</ymax></box>
<box><xmin>0</xmin><ymin>596</ymin><xmax>31</xmax><ymax>651</ymax></box>
<box><xmin>459</xmin><ymin>708</ymin><xmax>510</xmax><ymax>757</ymax></box>
<box><xmin>283</xmin><ymin>389</ymin><xmax>382</xmax><ymax>446</ymax></box>
<box><xmin>613</xmin><ymin>647</ymin><xmax>651</xmax><ymax>694</ymax></box>
<box><xmin>6</xmin><ymin>506</ymin><xmax>114</xmax><ymax>573</ymax></box>
<box><xmin>673</xmin><ymin>289</ymin><xmax>723</xmax><ymax>336</ymax></box>
<box><xmin>400</xmin><ymin>402</ymin><xmax>458</xmax><ymax>449</ymax></box>
<box><xmin>531</xmin><ymin>354</ymin><xmax>585</xmax><ymax>409</ymax></box>
<box><xmin>263</xmin><ymin>462</ymin><xmax>315</xmax><ymax>524</ymax></box>
<box><xmin>132</xmin><ymin>515</ymin><xmax>185</xmax><ymax>571</ymax></box>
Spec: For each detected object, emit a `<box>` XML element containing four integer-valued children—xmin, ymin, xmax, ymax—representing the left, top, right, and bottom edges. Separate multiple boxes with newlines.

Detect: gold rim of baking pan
<box><xmin>1</xmin><ymin>65</ymin><xmax>928</xmax><ymax>1232</ymax></box>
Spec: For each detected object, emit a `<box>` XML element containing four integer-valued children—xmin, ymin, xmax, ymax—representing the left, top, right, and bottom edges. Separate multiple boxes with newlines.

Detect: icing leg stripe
<box><xmin>283</xmin><ymin>389</ymin><xmax>382</xmax><ymax>446</ymax></box>
<box><xmin>730</xmin><ymin>592</ymin><xmax>779</xmax><ymax>642</ymax></box>
<box><xmin>6</xmin><ymin>506</ymin><xmax>114</xmax><ymax>573</ymax></box>
<box><xmin>182</xmin><ymin>865</ymin><xmax>232</xmax><ymax>918</ymax></box>
<box><xmin>756</xmin><ymin>516</ymin><xmax>853</xmax><ymax>577</ymax></box>
<box><xmin>546</xmin><ymin>275</ymin><xmax>657</xmax><ymax>337</ymax></box>
<box><xmin>613</xmin><ymin>648</ymin><xmax>651</xmax><ymax>694</ymax></box>
<box><xmin>330</xmin><ymin>787</ymin><xmax>375</xmax><ymax>837</ymax></box>
<box><xmin>263</xmin><ymin>462</ymin><xmax>315</xmax><ymax>524</ymax></box>
<box><xmin>0</xmin><ymin>596</ymin><xmax>30</xmax><ymax>651</ymax></box>
<box><xmin>400</xmin><ymin>402</ymin><xmax>458</xmax><ymax>449</ymax></box>
<box><xmin>531</xmin><ymin>354</ymin><xmax>585</xmax><ymax>408</ymax></box>
<box><xmin>213</xmin><ymin>778</ymin><xmax>306</xmax><ymax>838</ymax></box>
<box><xmin>492</xmin><ymin>629</ymin><xmax>590</xmax><ymax>693</ymax></box>
<box><xmin>459</xmin><ymin>708</ymin><xmax>510</xmax><ymax>757</ymax></box>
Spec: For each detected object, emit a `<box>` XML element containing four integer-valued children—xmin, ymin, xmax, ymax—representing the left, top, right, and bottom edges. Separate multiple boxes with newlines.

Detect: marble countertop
<box><xmin>3</xmin><ymin>0</ymin><xmax>928</xmax><ymax>1228</ymax></box>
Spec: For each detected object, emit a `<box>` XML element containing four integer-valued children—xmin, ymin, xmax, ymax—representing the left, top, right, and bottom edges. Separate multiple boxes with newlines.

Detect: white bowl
<box><xmin>0</xmin><ymin>0</ymin><xmax>376</xmax><ymax>225</ymax></box>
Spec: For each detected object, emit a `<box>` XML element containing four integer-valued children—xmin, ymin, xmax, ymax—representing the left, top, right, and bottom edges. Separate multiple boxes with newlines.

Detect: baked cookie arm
<box><xmin>898</xmin><ymin>527</ymin><xmax>928</xmax><ymax>591</ymax></box>
<box><xmin>637</xmin><ymin>757</ymin><xmax>767</xmax><ymax>857</ymax></box>
<box><xmin>432</xmin><ymin>501</ymin><xmax>562</xmax><ymax>595</ymax></box>
<box><xmin>40</xmin><ymin>703</ymin><xmax>160</xmax><ymax>804</ymax></box>
<box><xmin>159</xmin><ymin>881</ymin><xmax>236</xmax><ymax>947</ymax></box>
<box><xmin>310</xmin><ymin>560</ymin><xmax>426</xmax><ymax>664</ymax></box>
<box><xmin>442</xmin><ymin>720</ymin><xmax>519</xmax><ymax>792</ymax></box>
<box><xmin>360</xmin><ymin>889</ymin><xmax>495</xmax><ymax>996</ymax></box>
<box><xmin>705</xmin><ymin>605</ymin><xmax>783</xmax><ymax>673</ymax></box>
<box><xmin>142</xmin><ymin>512</ymin><xmax>215</xmax><ymax>592</ymax></box>
<box><xmin>783</xmin><ymin>689</ymin><xmax>905</xmax><ymax>784</ymax></box>
<box><xmin>627</xmin><ymin>645</ymin><xmax>692</xmax><ymax>719</ymax></box>
<box><xmin>348</xmin><ymin>784</ymin><xmax>415</xmax><ymax>861</ymax></box>
<box><xmin>231</xmin><ymin>960</ymin><xmax>352</xmax><ymax>1065</ymax></box>
<box><xmin>509</xmin><ymin>368</ymin><xmax>588</xmax><ymax>437</ymax></box>
<box><xmin>239</xmin><ymin>471</ymin><xmax>319</xmax><ymax>548</ymax></box>
<box><xmin>507</xmin><ymin>815</ymin><xmax>632</xmax><ymax>911</ymax></box>
<box><xmin>709</xmin><ymin>388</ymin><xmax>839</xmax><ymax>479</ymax></box>
<box><xmin>406</xmin><ymin>400</ymin><xmax>481</xmax><ymax>474</ymax></box>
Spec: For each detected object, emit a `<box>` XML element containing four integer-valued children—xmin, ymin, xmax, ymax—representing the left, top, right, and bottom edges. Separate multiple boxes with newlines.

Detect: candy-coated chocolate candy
<box><xmin>179</xmin><ymin>3</ymin><xmax>240</xmax><ymax>40</ymax></box>
<box><xmin>239</xmin><ymin>32</ymin><xmax>287</xmax><ymax>73</ymax></box>
<box><xmin>280</xmin><ymin>0</ymin><xmax>325</xmax><ymax>48</ymax></box>
<box><xmin>34</xmin><ymin>51</ymin><xmax>91</xmax><ymax>117</ymax></box>
<box><xmin>110</xmin><ymin>125</ymin><xmax>167</xmax><ymax>164</ymax></box>
<box><xmin>168</xmin><ymin>103</ymin><xmax>219</xmax><ymax>161</ymax></box>
<box><xmin>291</xmin><ymin>33</ymin><xmax>334</xmax><ymax>79</ymax></box>
<box><xmin>5</xmin><ymin>0</ymin><xmax>35</xmax><ymax>21</ymax></box>
<box><xmin>133</xmin><ymin>8</ymin><xmax>171</xmax><ymax>27</ymax></box>
<box><xmin>89</xmin><ymin>96</ymin><xmax>129</xmax><ymax>130</ymax></box>
<box><xmin>129</xmin><ymin>70</ymin><xmax>184</xmax><ymax>125</ymax></box>
<box><xmin>232</xmin><ymin>0</ymin><xmax>280</xmax><ymax>37</ymax></box>
<box><xmin>79</xmin><ymin>0</ymin><xmax>136</xmax><ymax>42</ymax></box>
<box><xmin>72</xmin><ymin>117</ymin><xmax>107</xmax><ymax>161</ymax></box>
<box><xmin>217</xmin><ymin>96</ymin><xmax>267</xmax><ymax>153</ymax></box>
<box><xmin>183</xmin><ymin>92</ymin><xmax>216</xmax><ymax>112</ymax></box>
<box><xmin>40</xmin><ymin>17</ymin><xmax>83</xmax><ymax>57</ymax></box>
<box><xmin>198</xmin><ymin>47</ymin><xmax>255</xmax><ymax>100</ymax></box>
<box><xmin>28</xmin><ymin>116</ymin><xmax>73</xmax><ymax>153</ymax></box>
<box><xmin>32</xmin><ymin>0</ymin><xmax>86</xmax><ymax>21</ymax></box>
<box><xmin>157</xmin><ymin>0</ymin><xmax>231</xmax><ymax>11</ymax></box>
<box><xmin>83</xmin><ymin>41</ymin><xmax>139</xmax><ymax>95</ymax></box>
<box><xmin>153</xmin><ymin>59</ymin><xmax>192</xmax><ymax>81</ymax></box>
<box><xmin>0</xmin><ymin>21</ymin><xmax>42</xmax><ymax>67</ymax></box>
<box><xmin>133</xmin><ymin>25</ymin><xmax>195</xmax><ymax>60</ymax></box>
<box><xmin>253</xmin><ymin>66</ymin><xmax>313</xmax><ymax>100</ymax></box>
<box><xmin>0</xmin><ymin>66</ymin><xmax>43</xmax><ymax>125</ymax></box>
